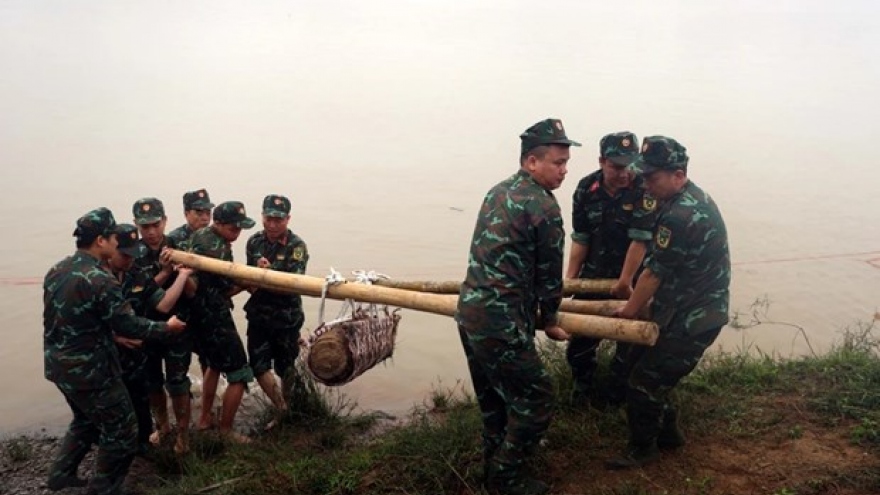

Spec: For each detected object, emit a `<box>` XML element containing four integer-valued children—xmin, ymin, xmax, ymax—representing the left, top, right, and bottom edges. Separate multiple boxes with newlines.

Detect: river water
<box><xmin>1</xmin><ymin>0</ymin><xmax>878</xmax><ymax>433</ymax></box>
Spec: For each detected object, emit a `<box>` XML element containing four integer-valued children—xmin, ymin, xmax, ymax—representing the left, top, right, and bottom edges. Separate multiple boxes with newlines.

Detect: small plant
<box><xmin>1</xmin><ymin>436</ymin><xmax>32</xmax><ymax>463</ymax></box>
<box><xmin>789</xmin><ymin>424</ymin><xmax>804</xmax><ymax>439</ymax></box>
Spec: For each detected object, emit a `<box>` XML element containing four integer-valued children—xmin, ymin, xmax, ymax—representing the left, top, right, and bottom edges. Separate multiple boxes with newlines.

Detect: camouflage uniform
<box><xmin>112</xmin><ymin>224</ymin><xmax>167</xmax><ymax>454</ymax></box>
<box><xmin>610</xmin><ymin>136</ymin><xmax>730</xmax><ymax>468</ymax></box>
<box><xmin>44</xmin><ymin>209</ymin><xmax>171</xmax><ymax>495</ymax></box>
<box><xmin>186</xmin><ymin>202</ymin><xmax>254</xmax><ymax>385</ymax></box>
<box><xmin>244</xmin><ymin>195</ymin><xmax>308</xmax><ymax>380</ymax></box>
<box><xmin>131</xmin><ymin>198</ymin><xmax>194</xmax><ymax>400</ymax></box>
<box><xmin>167</xmin><ymin>188</ymin><xmax>215</xmax><ymax>249</ymax></box>
<box><xmin>456</xmin><ymin>119</ymin><xmax>579</xmax><ymax>494</ymax></box>
<box><xmin>567</xmin><ymin>132</ymin><xmax>658</xmax><ymax>403</ymax></box>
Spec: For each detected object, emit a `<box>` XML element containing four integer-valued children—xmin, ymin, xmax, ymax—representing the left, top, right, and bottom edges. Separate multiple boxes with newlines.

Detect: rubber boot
<box><xmin>657</xmin><ymin>409</ymin><xmax>685</xmax><ymax>450</ymax></box>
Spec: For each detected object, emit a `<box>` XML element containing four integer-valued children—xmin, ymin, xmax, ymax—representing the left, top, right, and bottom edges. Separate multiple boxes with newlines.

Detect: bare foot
<box><xmin>149</xmin><ymin>427</ymin><xmax>171</xmax><ymax>446</ymax></box>
<box><xmin>223</xmin><ymin>431</ymin><xmax>252</xmax><ymax>444</ymax></box>
<box><xmin>196</xmin><ymin>411</ymin><xmax>217</xmax><ymax>431</ymax></box>
<box><xmin>173</xmin><ymin>434</ymin><xmax>190</xmax><ymax>455</ymax></box>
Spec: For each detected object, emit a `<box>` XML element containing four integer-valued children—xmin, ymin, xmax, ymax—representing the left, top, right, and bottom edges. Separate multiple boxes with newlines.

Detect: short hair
<box><xmin>519</xmin><ymin>145</ymin><xmax>550</xmax><ymax>166</ymax></box>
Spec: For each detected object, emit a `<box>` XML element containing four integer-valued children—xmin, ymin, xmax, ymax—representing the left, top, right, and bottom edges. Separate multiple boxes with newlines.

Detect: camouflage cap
<box><xmin>73</xmin><ymin>207</ymin><xmax>117</xmax><ymax>241</ymax></box>
<box><xmin>183</xmin><ymin>188</ymin><xmax>215</xmax><ymax>211</ymax></box>
<box><xmin>213</xmin><ymin>201</ymin><xmax>256</xmax><ymax>229</ymax></box>
<box><xmin>114</xmin><ymin>223</ymin><xmax>143</xmax><ymax>257</ymax></box>
<box><xmin>262</xmin><ymin>194</ymin><xmax>291</xmax><ymax>218</ymax></box>
<box><xmin>630</xmin><ymin>136</ymin><xmax>689</xmax><ymax>175</ymax></box>
<box><xmin>600</xmin><ymin>131</ymin><xmax>639</xmax><ymax>166</ymax></box>
<box><xmin>132</xmin><ymin>197</ymin><xmax>165</xmax><ymax>225</ymax></box>
<box><xmin>520</xmin><ymin>118</ymin><xmax>582</xmax><ymax>155</ymax></box>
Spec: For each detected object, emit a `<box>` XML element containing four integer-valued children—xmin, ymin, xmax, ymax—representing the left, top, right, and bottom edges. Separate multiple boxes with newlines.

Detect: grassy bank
<box><xmin>126</xmin><ymin>322</ymin><xmax>880</xmax><ymax>494</ymax></box>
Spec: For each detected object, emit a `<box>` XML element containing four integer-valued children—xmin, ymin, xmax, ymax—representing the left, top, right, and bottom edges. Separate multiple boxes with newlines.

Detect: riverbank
<box><xmin>4</xmin><ymin>322</ymin><xmax>880</xmax><ymax>495</ymax></box>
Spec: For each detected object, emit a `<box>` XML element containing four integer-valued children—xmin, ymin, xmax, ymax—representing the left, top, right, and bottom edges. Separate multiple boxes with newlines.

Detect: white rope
<box><xmin>351</xmin><ymin>269</ymin><xmax>390</xmax><ymax>317</ymax></box>
<box><xmin>318</xmin><ymin>267</ymin><xmax>346</xmax><ymax>326</ymax></box>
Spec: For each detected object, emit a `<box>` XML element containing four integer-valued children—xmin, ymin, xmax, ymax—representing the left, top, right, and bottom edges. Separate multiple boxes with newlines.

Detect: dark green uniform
<box><xmin>612</xmin><ymin>136</ymin><xmax>730</xmax><ymax>468</ymax></box>
<box><xmin>456</xmin><ymin>117</ymin><xmax>578</xmax><ymax>495</ymax></box>
<box><xmin>187</xmin><ymin>226</ymin><xmax>253</xmax><ymax>384</ymax></box>
<box><xmin>166</xmin><ymin>224</ymin><xmax>195</xmax><ymax>250</ymax></box>
<box><xmin>244</xmin><ymin>228</ymin><xmax>308</xmax><ymax>379</ymax></box>
<box><xmin>44</xmin><ymin>209</ymin><xmax>170</xmax><ymax>495</ymax></box>
<box><xmin>567</xmin><ymin>168</ymin><xmax>656</xmax><ymax>402</ymax></box>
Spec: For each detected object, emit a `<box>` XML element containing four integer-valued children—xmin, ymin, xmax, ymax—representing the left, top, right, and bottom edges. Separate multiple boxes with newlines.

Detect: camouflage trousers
<box><xmin>246</xmin><ymin>312</ymin><xmax>304</xmax><ymax>379</ymax></box>
<box><xmin>49</xmin><ymin>379</ymin><xmax>138</xmax><ymax>495</ymax></box>
<box><xmin>457</xmin><ymin>325</ymin><xmax>554</xmax><ymax>484</ymax></box>
<box><xmin>566</xmin><ymin>337</ymin><xmax>633</xmax><ymax>401</ymax></box>
<box><xmin>145</xmin><ymin>334</ymin><xmax>193</xmax><ymax>397</ymax></box>
<box><xmin>118</xmin><ymin>346</ymin><xmax>152</xmax><ymax>452</ymax></box>
<box><xmin>625</xmin><ymin>326</ymin><xmax>723</xmax><ymax>447</ymax></box>
<box><xmin>194</xmin><ymin>312</ymin><xmax>254</xmax><ymax>384</ymax></box>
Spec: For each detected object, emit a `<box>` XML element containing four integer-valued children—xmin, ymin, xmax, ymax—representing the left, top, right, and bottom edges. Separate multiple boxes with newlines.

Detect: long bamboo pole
<box><xmin>168</xmin><ymin>250</ymin><xmax>657</xmax><ymax>345</ymax></box>
<box><xmin>438</xmin><ymin>294</ymin><xmax>626</xmax><ymax>317</ymax></box>
<box><xmin>373</xmin><ymin>278</ymin><xmax>616</xmax><ymax>296</ymax></box>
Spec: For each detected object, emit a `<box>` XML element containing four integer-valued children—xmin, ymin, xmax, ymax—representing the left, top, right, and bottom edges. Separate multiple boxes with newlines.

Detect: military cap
<box><xmin>600</xmin><ymin>131</ymin><xmax>639</xmax><ymax>166</ymax></box>
<box><xmin>213</xmin><ymin>201</ymin><xmax>256</xmax><ymax>229</ymax></box>
<box><xmin>73</xmin><ymin>207</ymin><xmax>117</xmax><ymax>241</ymax></box>
<box><xmin>262</xmin><ymin>194</ymin><xmax>291</xmax><ymax>218</ymax></box>
<box><xmin>520</xmin><ymin>118</ymin><xmax>582</xmax><ymax>155</ymax></box>
<box><xmin>183</xmin><ymin>188</ymin><xmax>215</xmax><ymax>211</ymax></box>
<box><xmin>630</xmin><ymin>136</ymin><xmax>689</xmax><ymax>175</ymax></box>
<box><xmin>132</xmin><ymin>197</ymin><xmax>165</xmax><ymax>225</ymax></box>
<box><xmin>115</xmin><ymin>224</ymin><xmax>143</xmax><ymax>257</ymax></box>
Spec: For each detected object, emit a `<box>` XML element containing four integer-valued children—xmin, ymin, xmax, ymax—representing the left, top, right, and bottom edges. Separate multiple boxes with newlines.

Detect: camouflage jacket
<box><xmin>187</xmin><ymin>226</ymin><xmax>235</xmax><ymax>321</ymax></box>
<box><xmin>132</xmin><ymin>235</ymin><xmax>186</xmax><ymax>320</ymax></box>
<box><xmin>244</xmin><ymin>229</ymin><xmax>308</xmax><ymax>327</ymax></box>
<box><xmin>571</xmin><ymin>171</ymin><xmax>657</xmax><ymax>279</ymax></box>
<box><xmin>644</xmin><ymin>181</ymin><xmax>731</xmax><ymax>335</ymax></box>
<box><xmin>111</xmin><ymin>266</ymin><xmax>166</xmax><ymax>377</ymax></box>
<box><xmin>43</xmin><ymin>251</ymin><xmax>168</xmax><ymax>391</ymax></box>
<box><xmin>456</xmin><ymin>169</ymin><xmax>564</xmax><ymax>339</ymax></box>
<box><xmin>167</xmin><ymin>224</ymin><xmax>195</xmax><ymax>250</ymax></box>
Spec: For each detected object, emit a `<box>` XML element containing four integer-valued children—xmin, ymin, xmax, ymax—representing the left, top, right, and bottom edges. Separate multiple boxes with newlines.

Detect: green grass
<box><xmin>142</xmin><ymin>322</ymin><xmax>880</xmax><ymax>495</ymax></box>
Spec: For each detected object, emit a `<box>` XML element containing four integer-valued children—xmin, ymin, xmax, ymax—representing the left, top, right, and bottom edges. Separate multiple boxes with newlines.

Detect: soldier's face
<box><xmin>215</xmin><ymin>222</ymin><xmax>243</xmax><ymax>242</ymax></box>
<box><xmin>137</xmin><ymin>218</ymin><xmax>166</xmax><ymax>249</ymax></box>
<box><xmin>99</xmin><ymin>233</ymin><xmax>119</xmax><ymax>260</ymax></box>
<box><xmin>262</xmin><ymin>215</ymin><xmax>289</xmax><ymax>240</ymax></box>
<box><xmin>109</xmin><ymin>251</ymin><xmax>134</xmax><ymax>272</ymax></box>
<box><xmin>644</xmin><ymin>169</ymin><xmax>686</xmax><ymax>200</ymax></box>
<box><xmin>527</xmin><ymin>145</ymin><xmax>570</xmax><ymax>190</ymax></box>
<box><xmin>186</xmin><ymin>209</ymin><xmax>211</xmax><ymax>230</ymax></box>
<box><xmin>599</xmin><ymin>159</ymin><xmax>633</xmax><ymax>192</ymax></box>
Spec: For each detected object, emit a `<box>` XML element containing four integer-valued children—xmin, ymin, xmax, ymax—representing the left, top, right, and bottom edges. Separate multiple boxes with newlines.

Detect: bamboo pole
<box><xmin>439</xmin><ymin>295</ymin><xmax>626</xmax><ymax>317</ymax></box>
<box><xmin>374</xmin><ymin>278</ymin><xmax>616</xmax><ymax>296</ymax></box>
<box><xmin>168</xmin><ymin>250</ymin><xmax>657</xmax><ymax>345</ymax></box>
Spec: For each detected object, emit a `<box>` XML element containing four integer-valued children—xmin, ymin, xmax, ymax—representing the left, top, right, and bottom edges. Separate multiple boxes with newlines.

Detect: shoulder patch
<box><xmin>292</xmin><ymin>246</ymin><xmax>305</xmax><ymax>261</ymax></box>
<box><xmin>656</xmin><ymin>226</ymin><xmax>672</xmax><ymax>249</ymax></box>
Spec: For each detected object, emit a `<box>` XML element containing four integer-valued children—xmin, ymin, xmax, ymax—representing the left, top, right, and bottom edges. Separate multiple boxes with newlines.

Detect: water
<box><xmin>1</xmin><ymin>0</ymin><xmax>878</xmax><ymax>433</ymax></box>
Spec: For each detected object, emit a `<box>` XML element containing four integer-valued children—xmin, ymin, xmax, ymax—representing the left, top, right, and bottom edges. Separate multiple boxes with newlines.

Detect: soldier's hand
<box><xmin>544</xmin><ymin>325</ymin><xmax>569</xmax><ymax>341</ymax></box>
<box><xmin>176</xmin><ymin>265</ymin><xmax>195</xmax><ymax>277</ymax></box>
<box><xmin>257</xmin><ymin>257</ymin><xmax>270</xmax><ymax>269</ymax></box>
<box><xmin>610</xmin><ymin>280</ymin><xmax>633</xmax><ymax>299</ymax></box>
<box><xmin>113</xmin><ymin>335</ymin><xmax>143</xmax><ymax>349</ymax></box>
<box><xmin>166</xmin><ymin>315</ymin><xmax>187</xmax><ymax>333</ymax></box>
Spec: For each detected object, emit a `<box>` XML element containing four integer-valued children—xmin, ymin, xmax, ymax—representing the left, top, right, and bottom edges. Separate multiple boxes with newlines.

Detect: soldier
<box><xmin>187</xmin><ymin>201</ymin><xmax>255</xmax><ymax>442</ymax></box>
<box><xmin>131</xmin><ymin>197</ymin><xmax>195</xmax><ymax>454</ymax></box>
<box><xmin>167</xmin><ymin>188</ymin><xmax>214</xmax><ymax>249</ymax></box>
<box><xmin>565</xmin><ymin>131</ymin><xmax>656</xmax><ymax>407</ymax></box>
<box><xmin>455</xmin><ymin>118</ymin><xmax>576</xmax><ymax>495</ymax></box>
<box><xmin>606</xmin><ymin>136</ymin><xmax>730</xmax><ymax>469</ymax></box>
<box><xmin>43</xmin><ymin>208</ymin><xmax>186</xmax><ymax>495</ymax></box>
<box><xmin>107</xmin><ymin>224</ymin><xmax>194</xmax><ymax>456</ymax></box>
<box><xmin>244</xmin><ymin>194</ymin><xmax>309</xmax><ymax>427</ymax></box>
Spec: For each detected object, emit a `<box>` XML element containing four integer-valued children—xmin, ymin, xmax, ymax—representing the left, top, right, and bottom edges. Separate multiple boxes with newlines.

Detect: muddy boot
<box><xmin>657</xmin><ymin>409</ymin><xmax>685</xmax><ymax>450</ymax></box>
<box><xmin>604</xmin><ymin>442</ymin><xmax>660</xmax><ymax>470</ymax></box>
<box><xmin>486</xmin><ymin>465</ymin><xmax>549</xmax><ymax>495</ymax></box>
<box><xmin>47</xmin><ymin>475</ymin><xmax>89</xmax><ymax>491</ymax></box>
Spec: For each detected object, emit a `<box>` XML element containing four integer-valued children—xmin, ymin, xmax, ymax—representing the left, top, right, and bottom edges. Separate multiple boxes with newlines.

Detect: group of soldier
<box><xmin>41</xmin><ymin>117</ymin><xmax>729</xmax><ymax>495</ymax></box>
<box><xmin>456</xmin><ymin>118</ymin><xmax>730</xmax><ymax>495</ymax></box>
<box><xmin>42</xmin><ymin>190</ymin><xmax>308</xmax><ymax>495</ymax></box>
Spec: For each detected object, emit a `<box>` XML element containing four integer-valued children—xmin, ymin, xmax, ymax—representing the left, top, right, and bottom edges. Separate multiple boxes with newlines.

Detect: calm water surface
<box><xmin>1</xmin><ymin>0</ymin><xmax>878</xmax><ymax>433</ymax></box>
